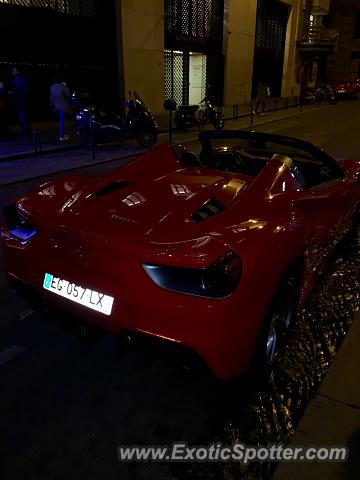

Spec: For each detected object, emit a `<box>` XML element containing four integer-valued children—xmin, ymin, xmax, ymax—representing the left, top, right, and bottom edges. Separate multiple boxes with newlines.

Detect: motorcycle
<box><xmin>202</xmin><ymin>95</ymin><xmax>225</xmax><ymax>130</ymax></box>
<box><xmin>174</xmin><ymin>96</ymin><xmax>224</xmax><ymax>130</ymax></box>
<box><xmin>301</xmin><ymin>84</ymin><xmax>338</xmax><ymax>105</ymax></box>
<box><xmin>73</xmin><ymin>90</ymin><xmax>158</xmax><ymax>148</ymax></box>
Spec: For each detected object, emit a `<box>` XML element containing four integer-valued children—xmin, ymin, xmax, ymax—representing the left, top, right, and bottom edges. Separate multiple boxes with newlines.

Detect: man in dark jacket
<box><xmin>253</xmin><ymin>80</ymin><xmax>269</xmax><ymax>115</ymax></box>
<box><xmin>12</xmin><ymin>67</ymin><xmax>29</xmax><ymax>138</ymax></box>
<box><xmin>50</xmin><ymin>76</ymin><xmax>73</xmax><ymax>141</ymax></box>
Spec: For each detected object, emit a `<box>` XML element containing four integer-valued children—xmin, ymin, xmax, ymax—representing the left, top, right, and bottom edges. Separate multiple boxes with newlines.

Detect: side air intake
<box><xmin>190</xmin><ymin>198</ymin><xmax>226</xmax><ymax>224</ymax></box>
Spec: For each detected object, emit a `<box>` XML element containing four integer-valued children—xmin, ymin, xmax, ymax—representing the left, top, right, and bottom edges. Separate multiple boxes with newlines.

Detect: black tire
<box><xmin>329</xmin><ymin>96</ymin><xmax>338</xmax><ymax>105</ymax></box>
<box><xmin>347</xmin><ymin>204</ymin><xmax>360</xmax><ymax>238</ymax></box>
<box><xmin>136</xmin><ymin>128</ymin><xmax>158</xmax><ymax>148</ymax></box>
<box><xmin>252</xmin><ymin>265</ymin><xmax>301</xmax><ymax>379</ymax></box>
<box><xmin>214</xmin><ymin>118</ymin><xmax>224</xmax><ymax>130</ymax></box>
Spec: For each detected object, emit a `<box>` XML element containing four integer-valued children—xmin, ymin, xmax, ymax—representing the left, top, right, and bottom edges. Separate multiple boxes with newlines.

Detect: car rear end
<box><xmin>2</xmin><ymin>203</ymin><xmax>271</xmax><ymax>379</ymax></box>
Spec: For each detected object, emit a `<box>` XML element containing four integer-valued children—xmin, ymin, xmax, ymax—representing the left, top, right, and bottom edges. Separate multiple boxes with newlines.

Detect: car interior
<box><xmin>180</xmin><ymin>137</ymin><xmax>343</xmax><ymax>190</ymax></box>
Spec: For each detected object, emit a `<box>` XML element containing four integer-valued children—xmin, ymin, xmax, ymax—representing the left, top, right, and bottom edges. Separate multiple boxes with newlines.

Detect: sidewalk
<box><xmin>272</xmin><ymin>315</ymin><xmax>360</xmax><ymax>480</ymax></box>
<box><xmin>0</xmin><ymin>121</ymin><xmax>80</xmax><ymax>162</ymax></box>
<box><xmin>0</xmin><ymin>102</ymin><xmax>326</xmax><ymax>186</ymax></box>
<box><xmin>0</xmin><ymin>98</ymin><xmax>304</xmax><ymax>162</ymax></box>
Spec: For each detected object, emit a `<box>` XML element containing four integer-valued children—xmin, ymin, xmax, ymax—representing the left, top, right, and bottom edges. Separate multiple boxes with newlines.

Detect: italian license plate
<box><xmin>43</xmin><ymin>273</ymin><xmax>114</xmax><ymax>316</ymax></box>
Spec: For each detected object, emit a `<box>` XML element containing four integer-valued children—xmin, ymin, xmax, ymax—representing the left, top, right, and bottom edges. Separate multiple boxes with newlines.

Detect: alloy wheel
<box><xmin>265</xmin><ymin>273</ymin><xmax>298</xmax><ymax>364</ymax></box>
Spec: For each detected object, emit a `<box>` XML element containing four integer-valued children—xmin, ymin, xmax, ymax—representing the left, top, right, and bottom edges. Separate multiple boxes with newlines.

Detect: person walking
<box><xmin>50</xmin><ymin>76</ymin><xmax>73</xmax><ymax>141</ymax></box>
<box><xmin>253</xmin><ymin>80</ymin><xmax>269</xmax><ymax>115</ymax></box>
<box><xmin>12</xmin><ymin>67</ymin><xmax>29</xmax><ymax>138</ymax></box>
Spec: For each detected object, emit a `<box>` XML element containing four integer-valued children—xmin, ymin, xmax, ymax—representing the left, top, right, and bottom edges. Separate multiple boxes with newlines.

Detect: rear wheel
<box><xmin>347</xmin><ymin>204</ymin><xmax>360</xmax><ymax>238</ymax></box>
<box><xmin>253</xmin><ymin>265</ymin><xmax>301</xmax><ymax>378</ymax></box>
<box><xmin>214</xmin><ymin>118</ymin><xmax>224</xmax><ymax>130</ymax></box>
<box><xmin>136</xmin><ymin>128</ymin><xmax>158</xmax><ymax>148</ymax></box>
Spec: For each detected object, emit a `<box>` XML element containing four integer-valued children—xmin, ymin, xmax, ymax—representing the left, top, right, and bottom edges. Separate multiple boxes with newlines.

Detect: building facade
<box><xmin>326</xmin><ymin>0</ymin><xmax>360</xmax><ymax>81</ymax></box>
<box><xmin>296</xmin><ymin>0</ymin><xmax>338</xmax><ymax>89</ymax></box>
<box><xmin>0</xmin><ymin>0</ymin><xmax>119</xmax><ymax>120</ymax></box>
<box><xmin>118</xmin><ymin>0</ymin><xmax>335</xmax><ymax>114</ymax></box>
<box><xmin>0</xmin><ymin>0</ymin><xmax>337</xmax><ymax>120</ymax></box>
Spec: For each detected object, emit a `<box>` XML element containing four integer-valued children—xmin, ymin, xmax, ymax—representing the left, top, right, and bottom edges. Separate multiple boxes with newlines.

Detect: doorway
<box><xmin>189</xmin><ymin>52</ymin><xmax>207</xmax><ymax>104</ymax></box>
<box><xmin>164</xmin><ymin>49</ymin><xmax>207</xmax><ymax>106</ymax></box>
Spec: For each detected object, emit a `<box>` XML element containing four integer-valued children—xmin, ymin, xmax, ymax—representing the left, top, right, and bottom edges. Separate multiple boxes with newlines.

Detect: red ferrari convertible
<box><xmin>2</xmin><ymin>131</ymin><xmax>360</xmax><ymax>379</ymax></box>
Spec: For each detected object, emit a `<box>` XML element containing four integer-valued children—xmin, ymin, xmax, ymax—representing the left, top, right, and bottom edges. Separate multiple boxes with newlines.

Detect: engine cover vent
<box><xmin>93</xmin><ymin>181</ymin><xmax>133</xmax><ymax>198</ymax></box>
<box><xmin>190</xmin><ymin>198</ymin><xmax>226</xmax><ymax>224</ymax></box>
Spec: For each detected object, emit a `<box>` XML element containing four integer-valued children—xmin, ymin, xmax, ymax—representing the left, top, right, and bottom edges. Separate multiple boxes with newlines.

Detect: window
<box><xmin>255</xmin><ymin>0</ymin><xmax>289</xmax><ymax>51</ymax></box>
<box><xmin>165</xmin><ymin>0</ymin><xmax>217</xmax><ymax>40</ymax></box>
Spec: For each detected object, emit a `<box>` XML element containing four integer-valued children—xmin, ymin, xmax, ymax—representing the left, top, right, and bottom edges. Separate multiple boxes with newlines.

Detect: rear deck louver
<box><xmin>93</xmin><ymin>181</ymin><xmax>133</xmax><ymax>198</ymax></box>
<box><xmin>190</xmin><ymin>198</ymin><xmax>226</xmax><ymax>224</ymax></box>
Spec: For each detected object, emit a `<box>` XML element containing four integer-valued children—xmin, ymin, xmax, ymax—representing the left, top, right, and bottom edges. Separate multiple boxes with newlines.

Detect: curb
<box><xmin>0</xmin><ymin>150</ymin><xmax>138</xmax><ymax>188</ymax></box>
<box><xmin>0</xmin><ymin>104</ymin><xmax>329</xmax><ymax>188</ymax></box>
<box><xmin>0</xmin><ymin>103</ymin><xmax>320</xmax><ymax>163</ymax></box>
<box><xmin>0</xmin><ymin>143</ymin><xmax>82</xmax><ymax>163</ymax></box>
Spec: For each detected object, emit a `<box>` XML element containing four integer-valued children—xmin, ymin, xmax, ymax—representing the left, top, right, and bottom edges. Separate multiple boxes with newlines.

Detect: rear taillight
<box><xmin>143</xmin><ymin>251</ymin><xmax>241</xmax><ymax>298</ymax></box>
<box><xmin>201</xmin><ymin>251</ymin><xmax>242</xmax><ymax>297</ymax></box>
<box><xmin>2</xmin><ymin>205</ymin><xmax>37</xmax><ymax>242</ymax></box>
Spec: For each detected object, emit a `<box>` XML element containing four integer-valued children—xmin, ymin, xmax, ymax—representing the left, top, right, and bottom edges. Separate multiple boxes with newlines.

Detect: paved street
<box><xmin>0</xmin><ymin>101</ymin><xmax>359</xmax><ymax>480</ymax></box>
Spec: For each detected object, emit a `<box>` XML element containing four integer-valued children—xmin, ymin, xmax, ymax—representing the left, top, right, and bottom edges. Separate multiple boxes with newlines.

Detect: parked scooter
<box><xmin>174</xmin><ymin>104</ymin><xmax>199</xmax><ymax>130</ymax></box>
<box><xmin>174</xmin><ymin>96</ymin><xmax>224</xmax><ymax>130</ymax></box>
<box><xmin>73</xmin><ymin>90</ymin><xmax>158</xmax><ymax>148</ymax></box>
<box><xmin>202</xmin><ymin>95</ymin><xmax>225</xmax><ymax>130</ymax></box>
<box><xmin>301</xmin><ymin>84</ymin><xmax>337</xmax><ymax>105</ymax></box>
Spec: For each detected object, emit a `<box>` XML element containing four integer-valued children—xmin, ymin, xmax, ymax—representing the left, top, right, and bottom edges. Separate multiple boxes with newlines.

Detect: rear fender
<box><xmin>225</xmin><ymin>217</ymin><xmax>310</xmax><ymax>357</ymax></box>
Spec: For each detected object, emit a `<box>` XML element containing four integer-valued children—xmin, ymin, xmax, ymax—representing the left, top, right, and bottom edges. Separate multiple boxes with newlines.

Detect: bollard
<box><xmin>32</xmin><ymin>130</ymin><xmax>38</xmax><ymax>155</ymax></box>
<box><xmin>32</xmin><ymin>129</ymin><xmax>42</xmax><ymax>156</ymax></box>
<box><xmin>91</xmin><ymin>133</ymin><xmax>96</xmax><ymax>159</ymax></box>
<box><xmin>88</xmin><ymin>115</ymin><xmax>96</xmax><ymax>159</ymax></box>
<box><xmin>163</xmin><ymin>99</ymin><xmax>177</xmax><ymax>143</ymax></box>
<box><xmin>233</xmin><ymin>104</ymin><xmax>239</xmax><ymax>120</ymax></box>
<box><xmin>197</xmin><ymin>109</ymin><xmax>203</xmax><ymax>130</ymax></box>
<box><xmin>168</xmin><ymin>109</ymin><xmax>173</xmax><ymax>142</ymax></box>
